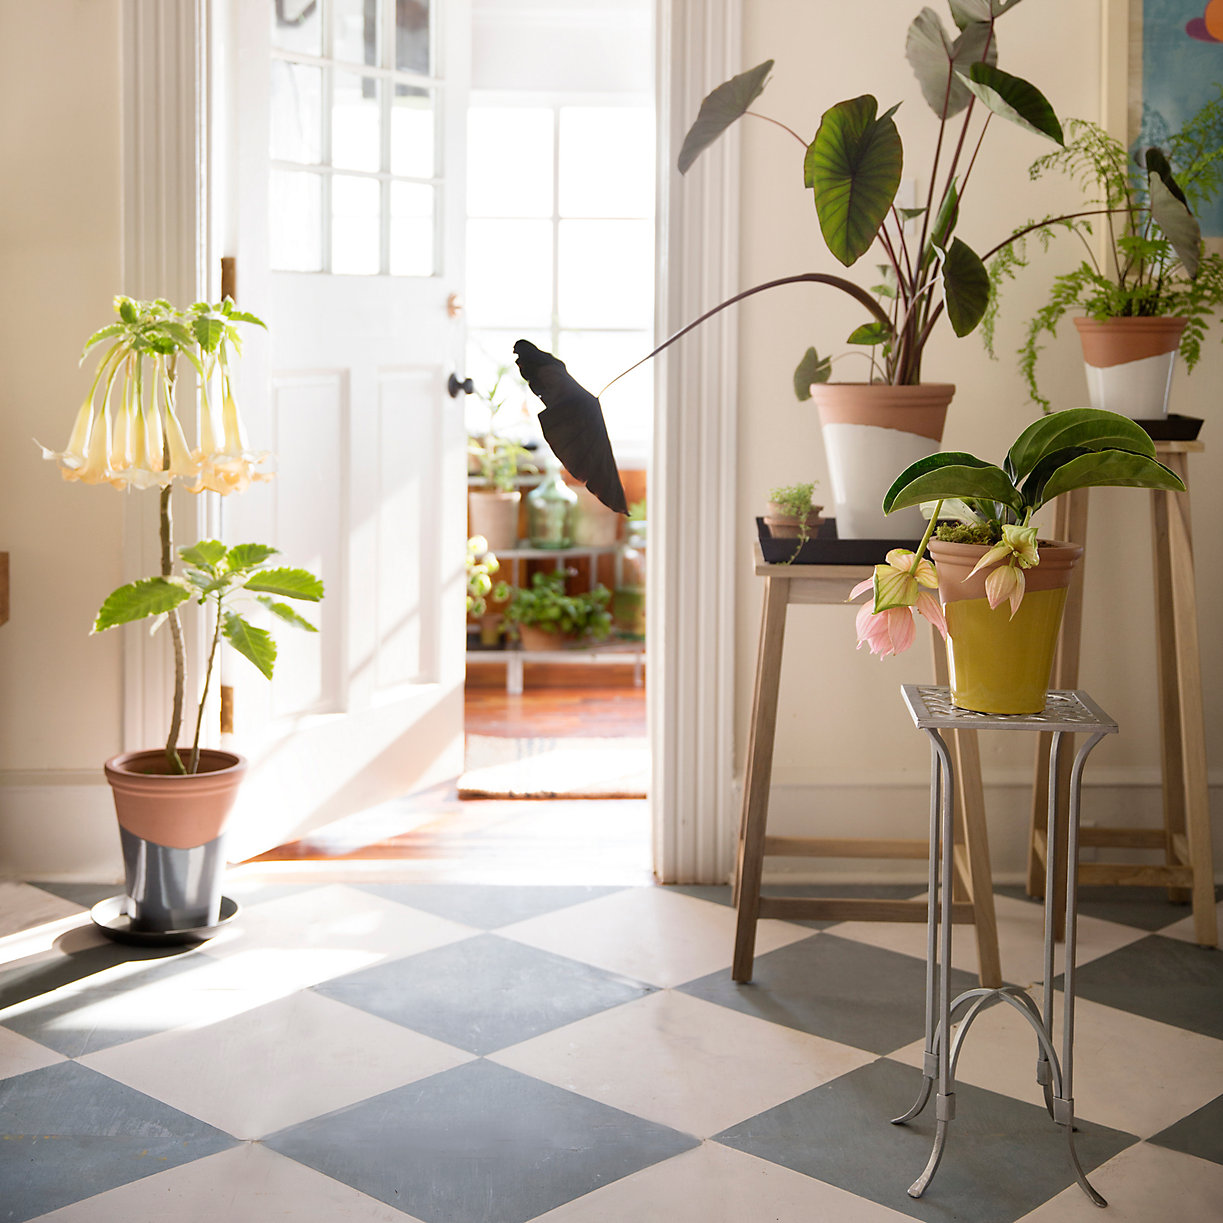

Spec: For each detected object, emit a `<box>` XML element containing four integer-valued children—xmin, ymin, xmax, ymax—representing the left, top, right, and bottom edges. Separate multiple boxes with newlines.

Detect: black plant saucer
<box><xmin>1134</xmin><ymin>414</ymin><xmax>1203</xmax><ymax>441</ymax></box>
<box><xmin>89</xmin><ymin>895</ymin><xmax>240</xmax><ymax>947</ymax></box>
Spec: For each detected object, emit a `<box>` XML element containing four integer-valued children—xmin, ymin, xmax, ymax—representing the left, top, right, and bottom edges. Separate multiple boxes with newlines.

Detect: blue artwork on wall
<box><xmin>1139</xmin><ymin>0</ymin><xmax>1223</xmax><ymax>235</ymax></box>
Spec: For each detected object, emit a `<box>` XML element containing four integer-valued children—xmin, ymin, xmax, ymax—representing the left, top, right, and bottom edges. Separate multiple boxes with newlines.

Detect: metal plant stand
<box><xmin>894</xmin><ymin>685</ymin><xmax>1118</xmax><ymax>1207</ymax></box>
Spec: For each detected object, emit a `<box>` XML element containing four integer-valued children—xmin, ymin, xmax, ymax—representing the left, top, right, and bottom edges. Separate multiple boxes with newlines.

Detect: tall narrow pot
<box><xmin>811</xmin><ymin>383</ymin><xmax>953</xmax><ymax>539</ymax></box>
<box><xmin>1074</xmin><ymin>316</ymin><xmax>1187</xmax><ymax>420</ymax></box>
<box><xmin>929</xmin><ymin>539</ymin><xmax>1083</xmax><ymax>715</ymax></box>
<box><xmin>104</xmin><ymin>749</ymin><xmax>246</xmax><ymax>932</ymax></box>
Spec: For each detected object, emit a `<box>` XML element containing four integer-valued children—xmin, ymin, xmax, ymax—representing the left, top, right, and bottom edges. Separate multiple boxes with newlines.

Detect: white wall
<box><xmin>0</xmin><ymin>1</ymin><xmax>128</xmax><ymax>878</ymax></box>
<box><xmin>734</xmin><ymin>0</ymin><xmax>1222</xmax><ymax>881</ymax></box>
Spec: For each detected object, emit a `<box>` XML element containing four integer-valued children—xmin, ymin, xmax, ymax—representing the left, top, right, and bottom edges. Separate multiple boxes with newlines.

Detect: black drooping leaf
<box><xmin>513</xmin><ymin>340</ymin><xmax>628</xmax><ymax>515</ymax></box>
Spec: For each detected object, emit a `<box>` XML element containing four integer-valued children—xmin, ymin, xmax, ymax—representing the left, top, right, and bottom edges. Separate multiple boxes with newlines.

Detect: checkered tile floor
<box><xmin>2</xmin><ymin>878</ymin><xmax>1221</xmax><ymax>1222</ymax></box>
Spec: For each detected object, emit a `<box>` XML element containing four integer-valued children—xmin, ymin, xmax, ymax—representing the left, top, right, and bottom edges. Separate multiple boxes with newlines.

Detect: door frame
<box><xmin>121</xmin><ymin>0</ymin><xmax>743</xmax><ymax>885</ymax></box>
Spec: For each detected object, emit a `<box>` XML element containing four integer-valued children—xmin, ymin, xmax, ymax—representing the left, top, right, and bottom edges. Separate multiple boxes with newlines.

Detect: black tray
<box><xmin>757</xmin><ymin>517</ymin><xmax>922</xmax><ymax>566</ymax></box>
<box><xmin>1135</xmin><ymin>414</ymin><xmax>1203</xmax><ymax>441</ymax></box>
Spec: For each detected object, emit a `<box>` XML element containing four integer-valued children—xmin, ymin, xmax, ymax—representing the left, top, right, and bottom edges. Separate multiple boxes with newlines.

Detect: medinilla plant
<box><xmin>850</xmin><ymin>408</ymin><xmax>1186</xmax><ymax>652</ymax></box>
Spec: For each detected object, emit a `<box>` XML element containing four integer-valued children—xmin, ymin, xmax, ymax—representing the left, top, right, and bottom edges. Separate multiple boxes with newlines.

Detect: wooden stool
<box><xmin>733</xmin><ymin>543</ymin><xmax>1002</xmax><ymax>987</ymax></box>
<box><xmin>1028</xmin><ymin>440</ymin><xmax>1217</xmax><ymax>946</ymax></box>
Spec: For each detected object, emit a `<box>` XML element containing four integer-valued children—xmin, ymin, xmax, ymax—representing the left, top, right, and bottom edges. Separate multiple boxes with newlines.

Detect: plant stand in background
<box><xmin>733</xmin><ymin>544</ymin><xmax>1002</xmax><ymax>988</ymax></box>
<box><xmin>1029</xmin><ymin>440</ymin><xmax>1217</xmax><ymax>948</ymax></box>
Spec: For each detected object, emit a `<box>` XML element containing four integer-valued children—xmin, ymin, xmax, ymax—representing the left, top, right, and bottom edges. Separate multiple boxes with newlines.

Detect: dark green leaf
<box><xmin>939</xmin><ymin>237</ymin><xmax>990</xmax><ymax>336</ymax></box>
<box><xmin>223</xmin><ymin>612</ymin><xmax>277</xmax><ymax>679</ymax></box>
<box><xmin>1037</xmin><ymin>451</ymin><xmax>1185</xmax><ymax>508</ymax></box>
<box><xmin>677</xmin><ymin>60</ymin><xmax>774</xmax><ymax>174</ymax></box>
<box><xmin>1006</xmin><ymin>408</ymin><xmax>1156</xmax><ymax>480</ymax></box>
<box><xmin>897</xmin><ymin>206</ymin><xmax>927</xmax><ymax>222</ymax></box>
<box><xmin>243</xmin><ymin>567</ymin><xmax>324</xmax><ymax>602</ymax></box>
<box><xmin>961</xmin><ymin>63</ymin><xmax>1063</xmax><ymax>145</ymax></box>
<box><xmin>883</xmin><ymin>452</ymin><xmax>1024</xmax><ymax>516</ymax></box>
<box><xmin>225</xmin><ymin>543</ymin><xmax>280</xmax><ymax>573</ymax></box>
<box><xmin>906</xmin><ymin>11</ymin><xmax>997</xmax><ymax>118</ymax></box>
<box><xmin>94</xmin><ymin>577</ymin><xmax>190</xmax><ymax>632</ymax></box>
<box><xmin>792</xmin><ymin>347</ymin><xmax>832</xmax><ymax>401</ymax></box>
<box><xmin>1143</xmin><ymin>146</ymin><xmax>1188</xmax><ymax>206</ymax></box>
<box><xmin>1017</xmin><ymin>445</ymin><xmax>1090</xmax><ymax>510</ymax></box>
<box><xmin>929</xmin><ymin>179</ymin><xmax>960</xmax><ymax>253</ymax></box>
<box><xmin>805</xmin><ymin>95</ymin><xmax>903</xmax><ymax>267</ymax></box>
<box><xmin>179</xmin><ymin>540</ymin><xmax>227</xmax><ymax>572</ymax></box>
<box><xmin>846</xmin><ymin>321</ymin><xmax>892</xmax><ymax>345</ymax></box>
<box><xmin>257</xmin><ymin>596</ymin><xmax>319</xmax><ymax>632</ymax></box>
<box><xmin>1148</xmin><ymin>173</ymin><xmax>1201</xmax><ymax>278</ymax></box>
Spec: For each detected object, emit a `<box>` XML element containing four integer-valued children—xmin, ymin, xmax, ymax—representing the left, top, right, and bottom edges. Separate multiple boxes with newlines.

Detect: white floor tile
<box><xmin>498</xmin><ymin>887</ymin><xmax>812</xmax><ymax>988</ymax></box>
<box><xmin>0</xmin><ymin>884</ymin><xmax>91</xmax><ymax>951</ymax></box>
<box><xmin>1159</xmin><ymin>897</ymin><xmax>1223</xmax><ymax>947</ymax></box>
<box><xmin>832</xmin><ymin>892</ymin><xmax>1148</xmax><ymax>985</ymax></box>
<box><xmin>1015</xmin><ymin>1141</ymin><xmax>1223</xmax><ymax>1221</ymax></box>
<box><xmin>534</xmin><ymin>1141</ymin><xmax>915</xmax><ymax>1222</ymax></box>
<box><xmin>79</xmin><ymin>989</ymin><xmax>474</xmax><ymax>1139</ymax></box>
<box><xmin>491</xmin><ymin>989</ymin><xmax>874</xmax><ymax>1137</ymax></box>
<box><xmin>889</xmin><ymin>989</ymin><xmax>1223</xmax><ymax>1138</ymax></box>
<box><xmin>30</xmin><ymin>1142</ymin><xmax>424</xmax><ymax>1222</ymax></box>
<box><xmin>0</xmin><ymin>1023</ymin><xmax>67</xmax><ymax>1079</ymax></box>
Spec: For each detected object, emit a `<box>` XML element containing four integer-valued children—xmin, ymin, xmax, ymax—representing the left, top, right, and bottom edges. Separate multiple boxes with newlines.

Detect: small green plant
<box><xmin>984</xmin><ymin>93</ymin><xmax>1223</xmax><ymax>410</ymax></box>
<box><xmin>495</xmin><ymin>570</ymin><xmax>612</xmax><ymax>641</ymax></box>
<box><xmin>767</xmin><ymin>480</ymin><xmax>821</xmax><ymax>559</ymax></box>
<box><xmin>465</xmin><ymin>535</ymin><xmax>500</xmax><ymax>618</ymax></box>
<box><xmin>468</xmin><ymin>366</ymin><xmax>537</xmax><ymax>491</ymax></box>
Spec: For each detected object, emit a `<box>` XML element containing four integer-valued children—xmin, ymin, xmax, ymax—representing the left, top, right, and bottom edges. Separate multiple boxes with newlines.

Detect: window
<box><xmin>269</xmin><ymin>0</ymin><xmax>440</xmax><ymax>276</ymax></box>
<box><xmin>465</xmin><ymin>100</ymin><xmax>656</xmax><ymax>461</ymax></box>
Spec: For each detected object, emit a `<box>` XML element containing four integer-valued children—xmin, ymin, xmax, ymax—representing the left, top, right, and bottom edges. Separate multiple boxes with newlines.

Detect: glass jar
<box><xmin>525</xmin><ymin>451</ymin><xmax>578</xmax><ymax>547</ymax></box>
<box><xmin>613</xmin><ymin>518</ymin><xmax>647</xmax><ymax>638</ymax></box>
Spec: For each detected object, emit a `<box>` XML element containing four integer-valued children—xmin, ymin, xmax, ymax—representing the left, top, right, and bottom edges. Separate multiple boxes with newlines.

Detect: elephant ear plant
<box><xmin>848</xmin><ymin>408</ymin><xmax>1185</xmax><ymax>654</ymax></box>
<box><xmin>40</xmin><ymin>295</ymin><xmax>324</xmax><ymax>774</ymax></box>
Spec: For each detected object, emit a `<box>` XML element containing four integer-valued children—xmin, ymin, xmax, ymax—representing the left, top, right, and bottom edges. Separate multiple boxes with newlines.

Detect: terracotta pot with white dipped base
<box><xmin>95</xmin><ymin>749</ymin><xmax>246</xmax><ymax>946</ymax></box>
<box><xmin>1074</xmin><ymin>316</ymin><xmax>1187</xmax><ymax>421</ymax></box>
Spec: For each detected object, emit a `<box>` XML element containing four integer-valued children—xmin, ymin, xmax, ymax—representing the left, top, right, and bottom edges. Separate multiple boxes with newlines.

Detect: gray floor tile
<box><xmin>312</xmin><ymin>932</ymin><xmax>653</xmax><ymax>1054</ymax></box>
<box><xmin>678</xmin><ymin>932</ymin><xmax>977</xmax><ymax>1055</ymax></box>
<box><xmin>352</xmin><ymin>882</ymin><xmax>623</xmax><ymax>928</ymax></box>
<box><xmin>1055</xmin><ymin>934</ymin><xmax>1223</xmax><ymax>1040</ymax></box>
<box><xmin>997</xmin><ymin>883</ymin><xmax>1218</xmax><ymax>933</ymax></box>
<box><xmin>24</xmin><ymin>881</ymin><xmax>121</xmax><ymax>909</ymax></box>
<box><xmin>715</xmin><ymin>1057</ymin><xmax>1136</xmax><ymax>1223</ymax></box>
<box><xmin>667</xmin><ymin>883</ymin><xmax>923</xmax><ymax>929</ymax></box>
<box><xmin>1148</xmin><ymin>1090</ymin><xmax>1223</xmax><ymax>1166</ymax></box>
<box><xmin>264</xmin><ymin>1058</ymin><xmax>699</xmax><ymax>1223</ymax></box>
<box><xmin>0</xmin><ymin>1061</ymin><xmax>236</xmax><ymax>1223</ymax></box>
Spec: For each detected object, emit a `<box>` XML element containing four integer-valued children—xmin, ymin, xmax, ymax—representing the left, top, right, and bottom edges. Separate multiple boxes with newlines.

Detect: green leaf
<box><xmin>1037</xmin><ymin>451</ymin><xmax>1185</xmax><ymax>508</ymax></box>
<box><xmin>677</xmin><ymin>60</ymin><xmax>773</xmax><ymax>174</ymax></box>
<box><xmin>1005</xmin><ymin>408</ymin><xmax>1156</xmax><ymax>481</ymax></box>
<box><xmin>243</xmin><ymin>566</ymin><xmax>324</xmax><ymax>602</ymax></box>
<box><xmin>883</xmin><ymin>452</ymin><xmax>1024</xmax><ymax>516</ymax></box>
<box><xmin>939</xmin><ymin>237</ymin><xmax>990</xmax><ymax>336</ymax></box>
<box><xmin>179</xmin><ymin>540</ymin><xmax>228</xmax><ymax>572</ymax></box>
<box><xmin>223</xmin><ymin>612</ymin><xmax>277</xmax><ymax>679</ymax></box>
<box><xmin>81</xmin><ymin>323</ymin><xmax>125</xmax><ymax>355</ymax></box>
<box><xmin>94</xmin><ymin>577</ymin><xmax>190</xmax><ymax>632</ymax></box>
<box><xmin>192</xmin><ymin>314</ymin><xmax>225</xmax><ymax>353</ymax></box>
<box><xmin>928</xmin><ymin>178</ymin><xmax>960</xmax><ymax>253</ymax></box>
<box><xmin>896</xmin><ymin>206</ymin><xmax>927</xmax><ymax>222</ymax></box>
<box><xmin>792</xmin><ymin>347</ymin><xmax>832</xmax><ymax>401</ymax></box>
<box><xmin>846</xmin><ymin>321</ymin><xmax>892</xmax><ymax>345</ymax></box>
<box><xmin>118</xmin><ymin>297</ymin><xmax>137</xmax><ymax>324</ymax></box>
<box><xmin>1148</xmin><ymin>172</ymin><xmax>1201</xmax><ymax>278</ymax></box>
<box><xmin>225</xmin><ymin>543</ymin><xmax>280</xmax><ymax>573</ymax></box>
<box><xmin>1017</xmin><ymin>445</ymin><xmax>1090</xmax><ymax>510</ymax></box>
<box><xmin>224</xmin><ymin>308</ymin><xmax>267</xmax><ymax>329</ymax></box>
<box><xmin>805</xmin><ymin>95</ymin><xmax>903</xmax><ymax>267</ymax></box>
<box><xmin>961</xmin><ymin>63</ymin><xmax>1064</xmax><ymax>145</ymax></box>
<box><xmin>906</xmin><ymin>10</ymin><xmax>997</xmax><ymax>118</ymax></box>
<box><xmin>257</xmin><ymin>596</ymin><xmax>319</xmax><ymax>632</ymax></box>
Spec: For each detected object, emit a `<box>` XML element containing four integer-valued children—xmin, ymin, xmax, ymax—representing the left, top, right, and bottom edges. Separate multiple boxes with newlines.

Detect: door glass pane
<box><xmin>270</xmin><ymin>170</ymin><xmax>323</xmax><ymax>271</ymax></box>
<box><xmin>560</xmin><ymin>107</ymin><xmax>655</xmax><ymax>218</ymax></box>
<box><xmin>270</xmin><ymin>61</ymin><xmax>322</xmax><ymax>164</ymax></box>
<box><xmin>558</xmin><ymin>219</ymin><xmax>653</xmax><ymax>328</ymax></box>
<box><xmin>333</xmin><ymin>72</ymin><xmax>381</xmax><ymax>172</ymax></box>
<box><xmin>389</xmin><ymin>182</ymin><xmax>434</xmax><ymax>276</ymax></box>
<box><xmin>390</xmin><ymin>86</ymin><xmax>435</xmax><ymax>178</ymax></box>
<box><xmin>395</xmin><ymin>0</ymin><xmax>431</xmax><ymax>74</ymax></box>
<box><xmin>466</xmin><ymin>219</ymin><xmax>552</xmax><ymax>327</ymax></box>
<box><xmin>332</xmin><ymin>175</ymin><xmax>381</xmax><ymax>275</ymax></box>
<box><xmin>271</xmin><ymin>0</ymin><xmax>321</xmax><ymax>56</ymax></box>
<box><xmin>334</xmin><ymin>0</ymin><xmax>378</xmax><ymax>66</ymax></box>
<box><xmin>467</xmin><ymin>107</ymin><xmax>553</xmax><ymax>218</ymax></box>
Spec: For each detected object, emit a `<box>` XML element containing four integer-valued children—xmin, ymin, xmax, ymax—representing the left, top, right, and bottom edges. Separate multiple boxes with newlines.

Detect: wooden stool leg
<box><xmin>733</xmin><ymin>575</ymin><xmax>790</xmax><ymax>981</ymax></box>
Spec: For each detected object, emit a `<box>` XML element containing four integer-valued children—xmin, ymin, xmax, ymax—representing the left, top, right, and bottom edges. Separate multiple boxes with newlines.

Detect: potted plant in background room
<box><xmin>515</xmin><ymin>1</ymin><xmax>1086</xmax><ymax>537</ymax></box>
<box><xmin>763</xmin><ymin>480</ymin><xmax>823</xmax><ymax>542</ymax></box>
<box><xmin>467</xmin><ymin>366</ymin><xmax>537</xmax><ymax>552</ymax></box>
<box><xmin>39</xmin><ymin>296</ymin><xmax>324</xmax><ymax>944</ymax></box>
<box><xmin>496</xmin><ymin>569</ymin><xmax>612</xmax><ymax>652</ymax></box>
<box><xmin>986</xmin><ymin>91</ymin><xmax>1223</xmax><ymax>425</ymax></box>
<box><xmin>466</xmin><ymin>533</ymin><xmax>503</xmax><ymax>648</ymax></box>
<box><xmin>848</xmin><ymin>407</ymin><xmax>1184</xmax><ymax>713</ymax></box>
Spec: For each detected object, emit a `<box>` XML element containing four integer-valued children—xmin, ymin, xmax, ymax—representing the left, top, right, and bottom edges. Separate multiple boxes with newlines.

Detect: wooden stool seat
<box><xmin>733</xmin><ymin>544</ymin><xmax>1002</xmax><ymax>987</ymax></box>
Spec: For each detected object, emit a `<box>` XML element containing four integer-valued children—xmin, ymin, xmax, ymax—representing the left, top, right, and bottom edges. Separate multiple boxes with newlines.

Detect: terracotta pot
<box><xmin>929</xmin><ymin>539</ymin><xmax>1083</xmax><ymax>715</ymax></box>
<box><xmin>1074</xmin><ymin>316</ymin><xmax>1187</xmax><ymax>420</ymax></box>
<box><xmin>810</xmin><ymin>383</ymin><xmax>953</xmax><ymax>539</ymax></box>
<box><xmin>763</xmin><ymin>504</ymin><xmax>824</xmax><ymax>539</ymax></box>
<box><xmin>104</xmin><ymin>749</ymin><xmax>246</xmax><ymax>933</ymax></box>
<box><xmin>517</xmin><ymin>624</ymin><xmax>576</xmax><ymax>651</ymax></box>
<box><xmin>468</xmin><ymin>489</ymin><xmax>521</xmax><ymax>553</ymax></box>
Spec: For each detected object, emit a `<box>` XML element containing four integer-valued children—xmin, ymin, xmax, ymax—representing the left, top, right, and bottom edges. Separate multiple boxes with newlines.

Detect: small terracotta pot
<box><xmin>516</xmin><ymin>624</ymin><xmax>575</xmax><ymax>652</ymax></box>
<box><xmin>763</xmin><ymin>503</ymin><xmax>824</xmax><ymax>539</ymax></box>
<box><xmin>929</xmin><ymin>539</ymin><xmax>1083</xmax><ymax>715</ymax></box>
<box><xmin>1073</xmin><ymin>316</ymin><xmax>1187</xmax><ymax>420</ymax></box>
<box><xmin>468</xmin><ymin>489</ymin><xmax>521</xmax><ymax>553</ymax></box>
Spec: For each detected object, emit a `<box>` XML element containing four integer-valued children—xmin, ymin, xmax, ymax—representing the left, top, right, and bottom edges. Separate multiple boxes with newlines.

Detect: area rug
<box><xmin>459</xmin><ymin>735</ymin><xmax>650</xmax><ymax>799</ymax></box>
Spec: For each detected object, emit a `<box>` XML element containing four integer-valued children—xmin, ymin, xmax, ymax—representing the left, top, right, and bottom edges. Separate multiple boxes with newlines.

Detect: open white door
<box><xmin>216</xmin><ymin>0</ymin><xmax>470</xmax><ymax>859</ymax></box>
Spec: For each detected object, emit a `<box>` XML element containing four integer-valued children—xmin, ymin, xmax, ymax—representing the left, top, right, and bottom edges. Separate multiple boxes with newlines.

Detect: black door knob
<box><xmin>448</xmin><ymin>374</ymin><xmax>474</xmax><ymax>398</ymax></box>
